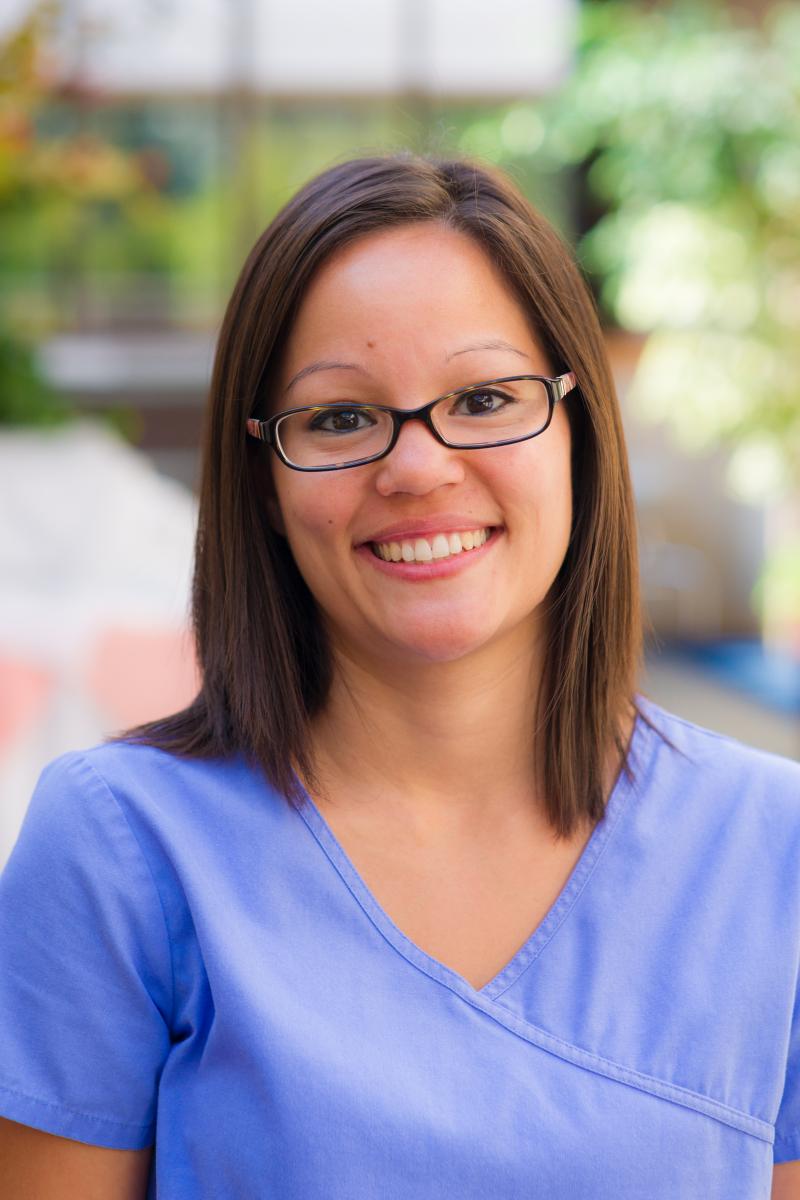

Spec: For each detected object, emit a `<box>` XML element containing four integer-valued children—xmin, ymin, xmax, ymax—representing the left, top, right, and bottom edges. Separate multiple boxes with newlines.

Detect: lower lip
<box><xmin>355</xmin><ymin>528</ymin><xmax>502</xmax><ymax>581</ymax></box>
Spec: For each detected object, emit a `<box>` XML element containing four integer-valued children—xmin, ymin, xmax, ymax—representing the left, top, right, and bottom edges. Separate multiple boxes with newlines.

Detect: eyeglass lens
<box><xmin>275</xmin><ymin>378</ymin><xmax>551</xmax><ymax>468</ymax></box>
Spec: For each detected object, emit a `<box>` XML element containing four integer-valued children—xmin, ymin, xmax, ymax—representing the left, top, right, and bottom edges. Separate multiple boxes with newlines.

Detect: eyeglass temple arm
<box><xmin>246</xmin><ymin>418</ymin><xmax>270</xmax><ymax>441</ymax></box>
<box><xmin>556</xmin><ymin>372</ymin><xmax>577</xmax><ymax>400</ymax></box>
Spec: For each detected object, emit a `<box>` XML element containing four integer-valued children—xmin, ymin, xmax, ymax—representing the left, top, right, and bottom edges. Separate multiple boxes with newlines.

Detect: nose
<box><xmin>373</xmin><ymin>415</ymin><xmax>466</xmax><ymax>498</ymax></box>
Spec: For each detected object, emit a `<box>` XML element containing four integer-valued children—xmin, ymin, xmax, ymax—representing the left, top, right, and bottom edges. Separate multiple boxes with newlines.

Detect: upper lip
<box><xmin>359</xmin><ymin>516</ymin><xmax>500</xmax><ymax>545</ymax></box>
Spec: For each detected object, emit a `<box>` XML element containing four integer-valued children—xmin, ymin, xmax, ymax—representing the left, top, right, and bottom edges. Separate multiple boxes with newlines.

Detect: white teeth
<box><xmin>372</xmin><ymin>528</ymin><xmax>492</xmax><ymax>563</ymax></box>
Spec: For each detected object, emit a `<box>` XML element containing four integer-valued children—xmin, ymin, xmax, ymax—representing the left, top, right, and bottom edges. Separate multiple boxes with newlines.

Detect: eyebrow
<box><xmin>284</xmin><ymin>360</ymin><xmax>368</xmax><ymax>393</ymax></box>
<box><xmin>446</xmin><ymin>339</ymin><xmax>531</xmax><ymax>362</ymax></box>
<box><xmin>283</xmin><ymin>339</ymin><xmax>531</xmax><ymax>393</ymax></box>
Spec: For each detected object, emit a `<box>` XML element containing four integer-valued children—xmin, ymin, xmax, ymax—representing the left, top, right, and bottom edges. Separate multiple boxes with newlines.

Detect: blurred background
<box><xmin>1</xmin><ymin>0</ymin><xmax>798</xmax><ymax>863</ymax></box>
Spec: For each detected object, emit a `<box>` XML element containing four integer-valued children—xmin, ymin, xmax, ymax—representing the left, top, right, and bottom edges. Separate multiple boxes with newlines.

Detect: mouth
<box><xmin>369</xmin><ymin>525</ymin><xmax>498</xmax><ymax>565</ymax></box>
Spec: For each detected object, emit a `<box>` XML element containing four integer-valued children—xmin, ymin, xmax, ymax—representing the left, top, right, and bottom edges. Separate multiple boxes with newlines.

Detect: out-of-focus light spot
<box><xmin>753</xmin><ymin>542</ymin><xmax>800</xmax><ymax>630</ymax></box>
<box><xmin>617</xmin><ymin>275</ymin><xmax>708</xmax><ymax>331</ymax></box>
<box><xmin>717</xmin><ymin>282</ymin><xmax>760</xmax><ymax>329</ymax></box>
<box><xmin>757</xmin><ymin>145</ymin><xmax>800</xmax><ymax>217</ymax></box>
<box><xmin>727</xmin><ymin>437</ymin><xmax>790</xmax><ymax>503</ymax></box>
<box><xmin>610</xmin><ymin>204</ymin><xmax>756</xmax><ymax>332</ymax></box>
<box><xmin>499</xmin><ymin>107</ymin><xmax>544</xmax><ymax>156</ymax></box>
<box><xmin>627</xmin><ymin>330</ymin><xmax>777</xmax><ymax>455</ymax></box>
<box><xmin>766</xmin><ymin>271</ymin><xmax>800</xmax><ymax>329</ymax></box>
<box><xmin>630</xmin><ymin>336</ymin><xmax>739</xmax><ymax>451</ymax></box>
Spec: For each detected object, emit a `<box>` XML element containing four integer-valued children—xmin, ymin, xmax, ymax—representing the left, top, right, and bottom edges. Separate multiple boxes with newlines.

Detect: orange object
<box><xmin>84</xmin><ymin>627</ymin><xmax>200</xmax><ymax>731</ymax></box>
<box><xmin>0</xmin><ymin>659</ymin><xmax>53</xmax><ymax>753</ymax></box>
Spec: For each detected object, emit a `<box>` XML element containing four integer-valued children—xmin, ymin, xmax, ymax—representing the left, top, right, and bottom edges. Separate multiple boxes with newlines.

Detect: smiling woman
<box><xmin>259</xmin><ymin>221</ymin><xmax>578</xmax><ymax>679</ymax></box>
<box><xmin>1</xmin><ymin>153</ymin><xmax>799</xmax><ymax>1199</ymax></box>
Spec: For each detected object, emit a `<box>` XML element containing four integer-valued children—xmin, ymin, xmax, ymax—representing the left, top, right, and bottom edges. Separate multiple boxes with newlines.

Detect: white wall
<box><xmin>19</xmin><ymin>0</ymin><xmax>577</xmax><ymax>96</ymax></box>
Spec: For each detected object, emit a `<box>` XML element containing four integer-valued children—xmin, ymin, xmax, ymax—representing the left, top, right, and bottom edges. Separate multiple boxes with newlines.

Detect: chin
<box><xmin>382</xmin><ymin>614</ymin><xmax>502</xmax><ymax>665</ymax></box>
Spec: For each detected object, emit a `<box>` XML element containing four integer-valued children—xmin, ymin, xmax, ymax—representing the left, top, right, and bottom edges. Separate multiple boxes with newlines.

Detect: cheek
<box><xmin>498</xmin><ymin>441</ymin><xmax>572</xmax><ymax>523</ymax></box>
<box><xmin>541</xmin><ymin>468</ymin><xmax>573</xmax><ymax>558</ymax></box>
<box><xmin>273</xmin><ymin>475</ymin><xmax>356</xmax><ymax>580</ymax></box>
<box><xmin>492</xmin><ymin>437</ymin><xmax>573</xmax><ymax>574</ymax></box>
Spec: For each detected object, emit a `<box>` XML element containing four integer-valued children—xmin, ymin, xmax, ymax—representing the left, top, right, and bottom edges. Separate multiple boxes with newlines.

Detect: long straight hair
<box><xmin>116</xmin><ymin>152</ymin><xmax>642</xmax><ymax>840</ymax></box>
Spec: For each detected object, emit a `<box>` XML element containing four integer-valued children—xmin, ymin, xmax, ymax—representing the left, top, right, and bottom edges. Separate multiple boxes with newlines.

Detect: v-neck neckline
<box><xmin>294</xmin><ymin>707</ymin><xmax>647</xmax><ymax>1002</ymax></box>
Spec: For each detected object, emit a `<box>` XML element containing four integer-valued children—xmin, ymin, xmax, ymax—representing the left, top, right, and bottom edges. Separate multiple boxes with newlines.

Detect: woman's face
<box><xmin>267</xmin><ymin>222</ymin><xmax>573</xmax><ymax>668</ymax></box>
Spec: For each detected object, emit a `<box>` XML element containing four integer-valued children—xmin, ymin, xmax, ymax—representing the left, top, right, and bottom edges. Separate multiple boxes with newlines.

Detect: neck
<box><xmin>307</xmin><ymin>625</ymin><xmax>553</xmax><ymax>838</ymax></box>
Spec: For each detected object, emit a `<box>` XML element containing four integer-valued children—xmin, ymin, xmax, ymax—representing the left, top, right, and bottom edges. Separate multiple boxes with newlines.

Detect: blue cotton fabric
<box><xmin>1</xmin><ymin>695</ymin><xmax>799</xmax><ymax>1198</ymax></box>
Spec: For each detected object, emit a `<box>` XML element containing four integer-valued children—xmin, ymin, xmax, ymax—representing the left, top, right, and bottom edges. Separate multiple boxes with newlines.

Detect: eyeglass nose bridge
<box><xmin>380</xmin><ymin>398</ymin><xmax>453</xmax><ymax>457</ymax></box>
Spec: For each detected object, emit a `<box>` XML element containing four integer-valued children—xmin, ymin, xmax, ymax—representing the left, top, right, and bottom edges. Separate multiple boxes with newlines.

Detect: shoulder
<box><xmin>37</xmin><ymin>737</ymin><xmax>259</xmax><ymax>809</ymax></box>
<box><xmin>631</xmin><ymin>692</ymin><xmax>800</xmax><ymax>858</ymax></box>
<box><xmin>24</xmin><ymin>738</ymin><xmax>292</xmax><ymax>864</ymax></box>
<box><xmin>634</xmin><ymin>692</ymin><xmax>800</xmax><ymax>789</ymax></box>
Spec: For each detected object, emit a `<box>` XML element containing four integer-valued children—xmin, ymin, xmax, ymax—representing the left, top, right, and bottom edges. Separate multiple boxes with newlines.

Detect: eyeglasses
<box><xmin>245</xmin><ymin>372</ymin><xmax>577</xmax><ymax>472</ymax></box>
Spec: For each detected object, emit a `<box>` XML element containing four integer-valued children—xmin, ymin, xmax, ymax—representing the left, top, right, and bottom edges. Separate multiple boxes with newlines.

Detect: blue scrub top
<box><xmin>1</xmin><ymin>695</ymin><xmax>799</xmax><ymax>1198</ymax></box>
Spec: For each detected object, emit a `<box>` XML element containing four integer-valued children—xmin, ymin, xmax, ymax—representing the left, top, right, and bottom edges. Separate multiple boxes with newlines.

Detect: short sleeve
<box><xmin>0</xmin><ymin>751</ymin><xmax>173</xmax><ymax>1149</ymax></box>
<box><xmin>775</xmin><ymin>965</ymin><xmax>800</xmax><ymax>1163</ymax></box>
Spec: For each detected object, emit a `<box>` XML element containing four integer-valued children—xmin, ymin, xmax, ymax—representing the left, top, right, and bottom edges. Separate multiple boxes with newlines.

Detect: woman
<box><xmin>1</xmin><ymin>153</ymin><xmax>799</xmax><ymax>1199</ymax></box>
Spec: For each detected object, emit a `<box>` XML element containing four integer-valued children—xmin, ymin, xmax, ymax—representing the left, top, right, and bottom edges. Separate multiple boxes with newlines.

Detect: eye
<box><xmin>450</xmin><ymin>388</ymin><xmax>515</xmax><ymax>416</ymax></box>
<box><xmin>307</xmin><ymin>406</ymin><xmax>379</xmax><ymax>434</ymax></box>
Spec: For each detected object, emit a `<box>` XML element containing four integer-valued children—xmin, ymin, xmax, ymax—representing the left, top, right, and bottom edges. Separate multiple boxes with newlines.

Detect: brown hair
<box><xmin>116</xmin><ymin>151</ymin><xmax>643</xmax><ymax>840</ymax></box>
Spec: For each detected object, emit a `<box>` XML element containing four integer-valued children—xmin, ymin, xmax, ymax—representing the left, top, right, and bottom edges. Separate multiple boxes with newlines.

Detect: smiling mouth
<box><xmin>370</xmin><ymin>526</ymin><xmax>495</xmax><ymax>564</ymax></box>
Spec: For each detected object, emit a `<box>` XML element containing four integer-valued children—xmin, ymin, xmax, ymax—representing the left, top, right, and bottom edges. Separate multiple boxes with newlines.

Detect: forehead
<box><xmin>277</xmin><ymin>223</ymin><xmax>545</xmax><ymax>383</ymax></box>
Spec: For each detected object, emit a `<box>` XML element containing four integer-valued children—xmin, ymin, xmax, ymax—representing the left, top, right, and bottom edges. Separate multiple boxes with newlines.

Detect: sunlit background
<box><xmin>1</xmin><ymin>0</ymin><xmax>798</xmax><ymax>864</ymax></box>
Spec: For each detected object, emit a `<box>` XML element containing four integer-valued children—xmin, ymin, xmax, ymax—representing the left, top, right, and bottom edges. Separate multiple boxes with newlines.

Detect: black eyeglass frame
<box><xmin>245</xmin><ymin>371</ymin><xmax>577</xmax><ymax>472</ymax></box>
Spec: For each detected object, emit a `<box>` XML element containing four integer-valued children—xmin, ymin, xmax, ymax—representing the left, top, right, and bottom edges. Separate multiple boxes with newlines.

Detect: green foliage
<box><xmin>0</xmin><ymin>3</ymin><xmax>180</xmax><ymax>422</ymax></box>
<box><xmin>553</xmin><ymin>3</ymin><xmax>800</xmax><ymax>505</ymax></box>
<box><xmin>460</xmin><ymin>1</ymin><xmax>800</xmax><ymax>632</ymax></box>
<box><xmin>0</xmin><ymin>323</ymin><xmax>70</xmax><ymax>425</ymax></box>
<box><xmin>570</xmin><ymin>4</ymin><xmax>800</xmax><ymax>640</ymax></box>
<box><xmin>460</xmin><ymin>2</ymin><xmax>800</xmax><ymax>503</ymax></box>
<box><xmin>753</xmin><ymin>541</ymin><xmax>800</xmax><ymax>632</ymax></box>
